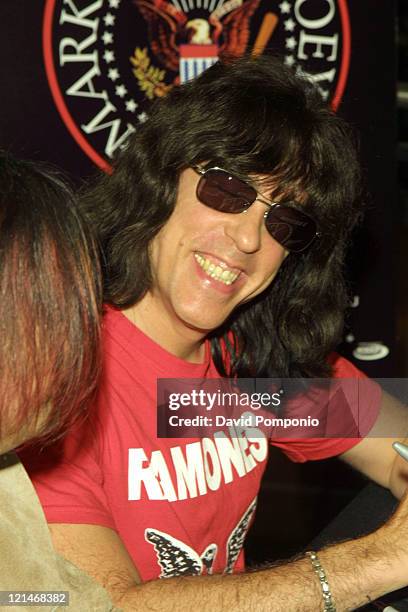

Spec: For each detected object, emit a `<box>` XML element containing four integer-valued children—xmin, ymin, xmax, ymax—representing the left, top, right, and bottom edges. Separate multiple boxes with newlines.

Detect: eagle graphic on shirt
<box><xmin>145</xmin><ymin>497</ymin><xmax>257</xmax><ymax>576</ymax></box>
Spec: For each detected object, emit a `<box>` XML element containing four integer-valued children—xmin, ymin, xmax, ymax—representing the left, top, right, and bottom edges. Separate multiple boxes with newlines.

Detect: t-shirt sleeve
<box><xmin>270</xmin><ymin>354</ymin><xmax>382</xmax><ymax>463</ymax></box>
<box><xmin>19</xmin><ymin>419</ymin><xmax>115</xmax><ymax>531</ymax></box>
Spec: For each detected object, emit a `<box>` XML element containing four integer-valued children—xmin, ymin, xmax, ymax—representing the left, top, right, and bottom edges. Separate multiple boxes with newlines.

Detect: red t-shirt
<box><xmin>21</xmin><ymin>307</ymin><xmax>381</xmax><ymax>582</ymax></box>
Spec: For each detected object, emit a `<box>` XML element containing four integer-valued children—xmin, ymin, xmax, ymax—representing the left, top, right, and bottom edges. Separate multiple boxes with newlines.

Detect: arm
<box><xmin>340</xmin><ymin>389</ymin><xmax>408</xmax><ymax>499</ymax></box>
<box><xmin>49</xmin><ymin>524</ymin><xmax>141</xmax><ymax>598</ymax></box>
<box><xmin>50</xmin><ymin>511</ymin><xmax>408</xmax><ymax>612</ymax></box>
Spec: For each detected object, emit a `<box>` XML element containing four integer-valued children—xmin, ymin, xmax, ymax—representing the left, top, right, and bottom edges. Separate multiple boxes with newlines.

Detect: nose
<box><xmin>224</xmin><ymin>202</ymin><xmax>266</xmax><ymax>254</ymax></box>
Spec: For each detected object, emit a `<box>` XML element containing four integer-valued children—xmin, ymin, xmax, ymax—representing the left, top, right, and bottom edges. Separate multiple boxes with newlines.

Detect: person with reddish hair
<box><xmin>0</xmin><ymin>152</ymin><xmax>115</xmax><ymax>610</ymax></box>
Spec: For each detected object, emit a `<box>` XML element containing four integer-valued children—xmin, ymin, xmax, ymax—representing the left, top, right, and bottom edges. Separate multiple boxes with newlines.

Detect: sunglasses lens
<box><xmin>265</xmin><ymin>205</ymin><xmax>317</xmax><ymax>252</ymax></box>
<box><xmin>195</xmin><ymin>168</ymin><xmax>318</xmax><ymax>252</ymax></box>
<box><xmin>197</xmin><ymin>169</ymin><xmax>256</xmax><ymax>213</ymax></box>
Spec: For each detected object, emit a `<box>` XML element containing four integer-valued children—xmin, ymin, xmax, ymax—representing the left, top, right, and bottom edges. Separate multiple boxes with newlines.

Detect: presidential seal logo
<box><xmin>43</xmin><ymin>0</ymin><xmax>351</xmax><ymax>171</ymax></box>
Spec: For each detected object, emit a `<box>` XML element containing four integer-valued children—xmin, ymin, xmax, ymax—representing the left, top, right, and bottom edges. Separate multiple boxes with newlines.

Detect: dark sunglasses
<box><xmin>193</xmin><ymin>166</ymin><xmax>320</xmax><ymax>252</ymax></box>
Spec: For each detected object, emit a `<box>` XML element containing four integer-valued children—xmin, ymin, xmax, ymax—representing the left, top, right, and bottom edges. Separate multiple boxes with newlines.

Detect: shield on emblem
<box><xmin>179</xmin><ymin>44</ymin><xmax>219</xmax><ymax>83</ymax></box>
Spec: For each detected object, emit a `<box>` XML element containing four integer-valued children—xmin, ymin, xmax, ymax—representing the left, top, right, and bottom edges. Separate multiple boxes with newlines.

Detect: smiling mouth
<box><xmin>194</xmin><ymin>253</ymin><xmax>240</xmax><ymax>285</ymax></box>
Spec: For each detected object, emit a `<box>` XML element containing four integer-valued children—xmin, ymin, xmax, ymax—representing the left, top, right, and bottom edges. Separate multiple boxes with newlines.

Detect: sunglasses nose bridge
<box><xmin>254</xmin><ymin>195</ymin><xmax>276</xmax><ymax>211</ymax></box>
<box><xmin>226</xmin><ymin>200</ymin><xmax>268</xmax><ymax>254</ymax></box>
<box><xmin>251</xmin><ymin>197</ymin><xmax>277</xmax><ymax>228</ymax></box>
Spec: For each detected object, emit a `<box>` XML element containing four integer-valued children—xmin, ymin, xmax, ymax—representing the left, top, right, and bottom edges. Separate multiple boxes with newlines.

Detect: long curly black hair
<box><xmin>80</xmin><ymin>55</ymin><xmax>363</xmax><ymax>378</ymax></box>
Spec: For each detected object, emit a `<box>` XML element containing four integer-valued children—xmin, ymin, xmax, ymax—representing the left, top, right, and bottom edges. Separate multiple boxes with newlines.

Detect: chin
<box><xmin>177</xmin><ymin>309</ymin><xmax>230</xmax><ymax>335</ymax></box>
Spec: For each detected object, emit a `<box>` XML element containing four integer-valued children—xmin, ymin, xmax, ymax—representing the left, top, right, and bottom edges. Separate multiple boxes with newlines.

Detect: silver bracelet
<box><xmin>305</xmin><ymin>550</ymin><xmax>336</xmax><ymax>612</ymax></box>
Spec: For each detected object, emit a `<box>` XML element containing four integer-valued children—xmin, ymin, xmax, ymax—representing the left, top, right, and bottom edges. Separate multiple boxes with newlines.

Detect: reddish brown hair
<box><xmin>0</xmin><ymin>152</ymin><xmax>102</xmax><ymax>444</ymax></box>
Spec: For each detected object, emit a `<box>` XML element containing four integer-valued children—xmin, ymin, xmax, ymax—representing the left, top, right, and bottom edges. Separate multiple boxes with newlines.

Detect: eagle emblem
<box><xmin>130</xmin><ymin>0</ymin><xmax>279</xmax><ymax>97</ymax></box>
<box><xmin>145</xmin><ymin>496</ymin><xmax>257</xmax><ymax>577</ymax></box>
<box><xmin>44</xmin><ymin>0</ymin><xmax>349</xmax><ymax>168</ymax></box>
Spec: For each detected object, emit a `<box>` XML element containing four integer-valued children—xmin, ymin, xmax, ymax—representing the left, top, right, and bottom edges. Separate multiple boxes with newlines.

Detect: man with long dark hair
<box><xmin>24</xmin><ymin>57</ymin><xmax>408</xmax><ymax>610</ymax></box>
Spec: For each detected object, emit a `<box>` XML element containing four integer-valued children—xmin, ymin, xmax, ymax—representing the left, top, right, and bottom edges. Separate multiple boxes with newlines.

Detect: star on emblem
<box><xmin>279</xmin><ymin>1</ymin><xmax>291</xmax><ymax>14</ymax></box>
<box><xmin>109</xmin><ymin>0</ymin><xmax>120</xmax><ymax>8</ymax></box>
<box><xmin>126</xmin><ymin>99</ymin><xmax>138</xmax><ymax>112</ymax></box>
<box><xmin>138</xmin><ymin>112</ymin><xmax>148</xmax><ymax>123</ymax></box>
<box><xmin>102</xmin><ymin>31</ymin><xmax>113</xmax><ymax>45</ymax></box>
<box><xmin>104</xmin><ymin>50</ymin><xmax>115</xmax><ymax>63</ymax></box>
<box><xmin>108</xmin><ymin>68</ymin><xmax>120</xmax><ymax>81</ymax></box>
<box><xmin>284</xmin><ymin>18</ymin><xmax>295</xmax><ymax>32</ymax></box>
<box><xmin>286</xmin><ymin>36</ymin><xmax>297</xmax><ymax>50</ymax></box>
<box><xmin>115</xmin><ymin>84</ymin><xmax>128</xmax><ymax>98</ymax></box>
<box><xmin>284</xmin><ymin>55</ymin><xmax>296</xmax><ymax>67</ymax></box>
<box><xmin>103</xmin><ymin>13</ymin><xmax>115</xmax><ymax>26</ymax></box>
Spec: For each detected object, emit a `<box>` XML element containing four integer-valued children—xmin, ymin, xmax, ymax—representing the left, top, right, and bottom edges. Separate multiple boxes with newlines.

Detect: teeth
<box><xmin>194</xmin><ymin>254</ymin><xmax>240</xmax><ymax>285</ymax></box>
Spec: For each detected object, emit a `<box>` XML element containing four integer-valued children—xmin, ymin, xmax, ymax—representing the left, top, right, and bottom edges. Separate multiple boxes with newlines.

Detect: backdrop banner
<box><xmin>0</xmin><ymin>0</ymin><xmax>397</xmax><ymax>376</ymax></box>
